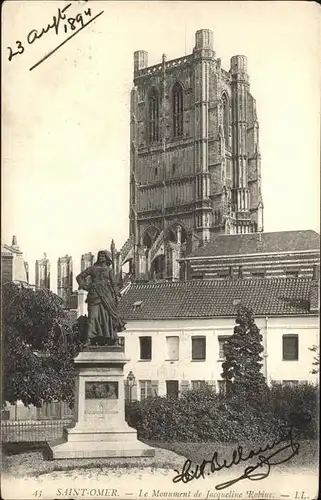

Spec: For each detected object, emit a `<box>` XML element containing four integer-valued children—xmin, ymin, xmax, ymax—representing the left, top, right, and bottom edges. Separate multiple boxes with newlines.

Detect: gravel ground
<box><xmin>2</xmin><ymin>444</ymin><xmax>185</xmax><ymax>479</ymax></box>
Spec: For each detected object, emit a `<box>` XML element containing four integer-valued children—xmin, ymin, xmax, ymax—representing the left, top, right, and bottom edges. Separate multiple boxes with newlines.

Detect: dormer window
<box><xmin>133</xmin><ymin>300</ymin><xmax>143</xmax><ymax>311</ymax></box>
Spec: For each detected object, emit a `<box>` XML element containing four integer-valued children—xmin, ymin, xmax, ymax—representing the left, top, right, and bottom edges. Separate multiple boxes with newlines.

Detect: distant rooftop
<box><xmin>186</xmin><ymin>230</ymin><xmax>320</xmax><ymax>259</ymax></box>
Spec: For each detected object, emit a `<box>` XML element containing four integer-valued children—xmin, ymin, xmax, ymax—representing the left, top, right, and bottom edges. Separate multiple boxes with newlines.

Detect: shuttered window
<box><xmin>166</xmin><ymin>336</ymin><xmax>179</xmax><ymax>360</ymax></box>
<box><xmin>218</xmin><ymin>380</ymin><xmax>226</xmax><ymax>394</ymax></box>
<box><xmin>191</xmin><ymin>380</ymin><xmax>207</xmax><ymax>390</ymax></box>
<box><xmin>218</xmin><ymin>336</ymin><xmax>230</xmax><ymax>359</ymax></box>
<box><xmin>282</xmin><ymin>335</ymin><xmax>299</xmax><ymax>361</ymax></box>
<box><xmin>282</xmin><ymin>380</ymin><xmax>298</xmax><ymax>387</ymax></box>
<box><xmin>139</xmin><ymin>380</ymin><xmax>152</xmax><ymax>400</ymax></box>
<box><xmin>166</xmin><ymin>380</ymin><xmax>179</xmax><ymax>398</ymax></box>
<box><xmin>139</xmin><ymin>337</ymin><xmax>152</xmax><ymax>360</ymax></box>
<box><xmin>192</xmin><ymin>336</ymin><xmax>206</xmax><ymax>360</ymax></box>
<box><xmin>139</xmin><ymin>380</ymin><xmax>158</xmax><ymax>400</ymax></box>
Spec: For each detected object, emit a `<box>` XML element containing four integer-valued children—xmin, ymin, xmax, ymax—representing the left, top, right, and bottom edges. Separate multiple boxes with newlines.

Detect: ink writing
<box><xmin>173</xmin><ymin>423</ymin><xmax>301</xmax><ymax>490</ymax></box>
<box><xmin>6</xmin><ymin>2</ymin><xmax>104</xmax><ymax>71</ymax></box>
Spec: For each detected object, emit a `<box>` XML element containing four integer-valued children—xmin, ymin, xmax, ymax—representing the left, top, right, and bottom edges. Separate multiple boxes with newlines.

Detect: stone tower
<box><xmin>120</xmin><ymin>29</ymin><xmax>263</xmax><ymax>281</ymax></box>
<box><xmin>57</xmin><ymin>255</ymin><xmax>73</xmax><ymax>305</ymax></box>
<box><xmin>35</xmin><ymin>253</ymin><xmax>51</xmax><ymax>289</ymax></box>
<box><xmin>81</xmin><ymin>252</ymin><xmax>94</xmax><ymax>272</ymax></box>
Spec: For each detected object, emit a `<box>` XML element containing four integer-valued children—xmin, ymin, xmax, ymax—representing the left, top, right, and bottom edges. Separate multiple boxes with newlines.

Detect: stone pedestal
<box><xmin>47</xmin><ymin>347</ymin><xmax>155</xmax><ymax>459</ymax></box>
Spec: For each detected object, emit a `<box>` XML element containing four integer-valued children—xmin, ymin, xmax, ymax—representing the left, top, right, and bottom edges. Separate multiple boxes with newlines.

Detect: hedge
<box><xmin>125</xmin><ymin>382</ymin><xmax>318</xmax><ymax>442</ymax></box>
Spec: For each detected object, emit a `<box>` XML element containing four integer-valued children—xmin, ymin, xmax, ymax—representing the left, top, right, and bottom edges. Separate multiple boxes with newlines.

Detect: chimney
<box><xmin>12</xmin><ymin>235</ymin><xmax>18</xmax><ymax>246</ymax></box>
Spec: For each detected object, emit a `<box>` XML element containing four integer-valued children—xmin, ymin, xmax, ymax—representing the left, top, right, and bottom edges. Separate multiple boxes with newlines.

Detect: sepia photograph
<box><xmin>1</xmin><ymin>1</ymin><xmax>320</xmax><ymax>499</ymax></box>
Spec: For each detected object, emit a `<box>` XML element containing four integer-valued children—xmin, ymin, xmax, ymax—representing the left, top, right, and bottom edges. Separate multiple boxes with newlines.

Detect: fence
<box><xmin>2</xmin><ymin>401</ymin><xmax>74</xmax><ymax>421</ymax></box>
<box><xmin>1</xmin><ymin>419</ymin><xmax>73</xmax><ymax>443</ymax></box>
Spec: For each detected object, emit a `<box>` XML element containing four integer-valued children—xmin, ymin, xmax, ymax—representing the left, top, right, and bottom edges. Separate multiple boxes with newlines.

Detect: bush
<box><xmin>126</xmin><ymin>383</ymin><xmax>319</xmax><ymax>442</ymax></box>
<box><xmin>269</xmin><ymin>381</ymin><xmax>319</xmax><ymax>439</ymax></box>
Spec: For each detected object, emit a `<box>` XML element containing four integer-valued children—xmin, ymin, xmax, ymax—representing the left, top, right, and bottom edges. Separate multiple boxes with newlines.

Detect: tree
<box><xmin>221</xmin><ymin>305</ymin><xmax>268</xmax><ymax>397</ymax></box>
<box><xmin>2</xmin><ymin>281</ymin><xmax>83</xmax><ymax>408</ymax></box>
<box><xmin>309</xmin><ymin>345</ymin><xmax>320</xmax><ymax>375</ymax></box>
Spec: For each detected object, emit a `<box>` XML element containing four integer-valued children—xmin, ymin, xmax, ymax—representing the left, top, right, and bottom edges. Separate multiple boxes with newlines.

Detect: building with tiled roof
<box><xmin>118</xmin><ymin>276</ymin><xmax>319</xmax><ymax>400</ymax></box>
<box><xmin>180</xmin><ymin>229</ymin><xmax>320</xmax><ymax>281</ymax></box>
<box><xmin>1</xmin><ymin>236</ymin><xmax>28</xmax><ymax>283</ymax></box>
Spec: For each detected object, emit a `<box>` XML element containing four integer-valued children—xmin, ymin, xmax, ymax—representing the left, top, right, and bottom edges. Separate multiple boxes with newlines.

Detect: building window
<box><xmin>218</xmin><ymin>380</ymin><xmax>226</xmax><ymax>394</ymax></box>
<box><xmin>192</xmin><ymin>336</ymin><xmax>206</xmax><ymax>360</ymax></box>
<box><xmin>282</xmin><ymin>335</ymin><xmax>299</xmax><ymax>361</ymax></box>
<box><xmin>166</xmin><ymin>336</ymin><xmax>179</xmax><ymax>361</ymax></box>
<box><xmin>252</xmin><ymin>272</ymin><xmax>266</xmax><ymax>278</ymax></box>
<box><xmin>192</xmin><ymin>274</ymin><xmax>204</xmax><ymax>280</ymax></box>
<box><xmin>149</xmin><ymin>88</ymin><xmax>159</xmax><ymax>142</ymax></box>
<box><xmin>285</xmin><ymin>271</ymin><xmax>299</xmax><ymax>278</ymax></box>
<box><xmin>139</xmin><ymin>336</ymin><xmax>152</xmax><ymax>360</ymax></box>
<box><xmin>222</xmin><ymin>93</ymin><xmax>229</xmax><ymax>148</ymax></box>
<box><xmin>218</xmin><ymin>336</ymin><xmax>230</xmax><ymax>359</ymax></box>
<box><xmin>139</xmin><ymin>380</ymin><xmax>152</xmax><ymax>400</ymax></box>
<box><xmin>191</xmin><ymin>380</ymin><xmax>207</xmax><ymax>390</ymax></box>
<box><xmin>173</xmin><ymin>82</ymin><xmax>183</xmax><ymax>138</ymax></box>
<box><xmin>282</xmin><ymin>380</ymin><xmax>299</xmax><ymax>387</ymax></box>
<box><xmin>166</xmin><ymin>380</ymin><xmax>179</xmax><ymax>398</ymax></box>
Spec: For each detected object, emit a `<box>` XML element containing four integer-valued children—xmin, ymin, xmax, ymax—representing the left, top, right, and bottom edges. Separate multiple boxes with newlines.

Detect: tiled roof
<box><xmin>187</xmin><ymin>230</ymin><xmax>320</xmax><ymax>259</ymax></box>
<box><xmin>118</xmin><ymin>278</ymin><xmax>316</xmax><ymax>320</ymax></box>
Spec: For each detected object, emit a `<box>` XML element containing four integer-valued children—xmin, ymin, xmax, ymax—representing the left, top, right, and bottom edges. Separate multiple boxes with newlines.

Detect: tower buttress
<box><xmin>193</xmin><ymin>29</ymin><xmax>214</xmax><ymax>244</ymax></box>
<box><xmin>230</xmin><ymin>55</ymin><xmax>252</xmax><ymax>234</ymax></box>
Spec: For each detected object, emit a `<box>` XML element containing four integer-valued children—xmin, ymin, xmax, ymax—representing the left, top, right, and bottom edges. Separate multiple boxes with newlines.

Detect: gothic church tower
<box><xmin>121</xmin><ymin>29</ymin><xmax>263</xmax><ymax>281</ymax></box>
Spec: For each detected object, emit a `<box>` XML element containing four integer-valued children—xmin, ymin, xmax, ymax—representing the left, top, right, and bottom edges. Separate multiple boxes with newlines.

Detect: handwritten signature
<box><xmin>7</xmin><ymin>2</ymin><xmax>104</xmax><ymax>71</ymax></box>
<box><xmin>173</xmin><ymin>414</ymin><xmax>311</xmax><ymax>490</ymax></box>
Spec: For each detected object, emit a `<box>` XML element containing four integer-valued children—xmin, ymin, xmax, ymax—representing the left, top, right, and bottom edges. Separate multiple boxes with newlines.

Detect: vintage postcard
<box><xmin>1</xmin><ymin>1</ymin><xmax>320</xmax><ymax>500</ymax></box>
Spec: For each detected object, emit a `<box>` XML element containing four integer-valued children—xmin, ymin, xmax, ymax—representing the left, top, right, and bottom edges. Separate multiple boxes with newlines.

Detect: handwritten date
<box><xmin>7</xmin><ymin>3</ymin><xmax>92</xmax><ymax>62</ymax></box>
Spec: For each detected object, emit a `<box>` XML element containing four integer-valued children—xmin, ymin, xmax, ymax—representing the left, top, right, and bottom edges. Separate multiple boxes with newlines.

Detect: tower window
<box><xmin>154</xmin><ymin>167</ymin><xmax>158</xmax><ymax>176</ymax></box>
<box><xmin>222</xmin><ymin>93</ymin><xmax>229</xmax><ymax>148</ymax></box>
<box><xmin>149</xmin><ymin>89</ymin><xmax>159</xmax><ymax>142</ymax></box>
<box><xmin>173</xmin><ymin>82</ymin><xmax>184</xmax><ymax>138</ymax></box>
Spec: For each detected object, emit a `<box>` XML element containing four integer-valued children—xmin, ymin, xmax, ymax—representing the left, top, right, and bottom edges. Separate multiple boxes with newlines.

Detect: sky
<box><xmin>2</xmin><ymin>1</ymin><xmax>320</xmax><ymax>292</ymax></box>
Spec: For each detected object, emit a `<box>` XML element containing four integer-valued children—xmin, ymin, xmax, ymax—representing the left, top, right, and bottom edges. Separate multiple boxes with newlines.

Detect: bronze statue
<box><xmin>76</xmin><ymin>250</ymin><xmax>126</xmax><ymax>346</ymax></box>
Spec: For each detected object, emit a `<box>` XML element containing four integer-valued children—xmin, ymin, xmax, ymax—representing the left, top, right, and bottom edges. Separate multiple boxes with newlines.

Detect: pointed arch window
<box><xmin>173</xmin><ymin>82</ymin><xmax>184</xmax><ymax>138</ymax></box>
<box><xmin>222</xmin><ymin>93</ymin><xmax>229</xmax><ymax>148</ymax></box>
<box><xmin>149</xmin><ymin>89</ymin><xmax>159</xmax><ymax>142</ymax></box>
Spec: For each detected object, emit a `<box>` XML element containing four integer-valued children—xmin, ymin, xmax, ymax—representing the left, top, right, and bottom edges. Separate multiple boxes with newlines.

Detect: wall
<box><xmin>1</xmin><ymin>255</ymin><xmax>13</xmax><ymax>282</ymax></box>
<box><xmin>265</xmin><ymin>315</ymin><xmax>319</xmax><ymax>383</ymax></box>
<box><xmin>188</xmin><ymin>251</ymin><xmax>320</xmax><ymax>280</ymax></box>
<box><xmin>121</xmin><ymin>315</ymin><xmax>319</xmax><ymax>399</ymax></box>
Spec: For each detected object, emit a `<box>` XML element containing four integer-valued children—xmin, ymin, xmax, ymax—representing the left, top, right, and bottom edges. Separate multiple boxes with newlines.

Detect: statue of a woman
<box><xmin>76</xmin><ymin>250</ymin><xmax>126</xmax><ymax>346</ymax></box>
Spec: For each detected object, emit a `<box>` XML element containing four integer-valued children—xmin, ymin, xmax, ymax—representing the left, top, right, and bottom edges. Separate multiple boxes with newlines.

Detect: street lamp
<box><xmin>126</xmin><ymin>371</ymin><xmax>136</xmax><ymax>403</ymax></box>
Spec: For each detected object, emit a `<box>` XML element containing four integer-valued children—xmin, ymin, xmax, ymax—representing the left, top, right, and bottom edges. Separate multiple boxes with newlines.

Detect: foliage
<box><xmin>309</xmin><ymin>345</ymin><xmax>320</xmax><ymax>374</ymax></box>
<box><xmin>126</xmin><ymin>382</ymin><xmax>318</xmax><ymax>442</ymax></box>
<box><xmin>221</xmin><ymin>305</ymin><xmax>268</xmax><ymax>399</ymax></box>
<box><xmin>269</xmin><ymin>381</ymin><xmax>319</xmax><ymax>439</ymax></box>
<box><xmin>2</xmin><ymin>281</ymin><xmax>83</xmax><ymax>408</ymax></box>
